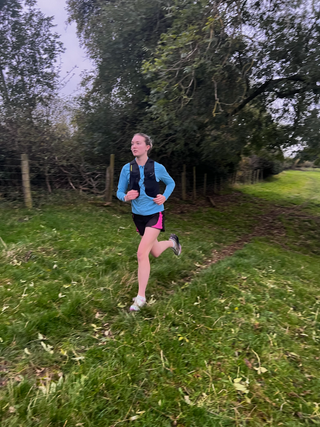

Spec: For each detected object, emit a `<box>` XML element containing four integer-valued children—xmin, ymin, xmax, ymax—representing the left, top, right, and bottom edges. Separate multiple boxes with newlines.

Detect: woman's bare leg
<box><xmin>150</xmin><ymin>239</ymin><xmax>173</xmax><ymax>258</ymax></box>
<box><xmin>136</xmin><ymin>227</ymin><xmax>161</xmax><ymax>298</ymax></box>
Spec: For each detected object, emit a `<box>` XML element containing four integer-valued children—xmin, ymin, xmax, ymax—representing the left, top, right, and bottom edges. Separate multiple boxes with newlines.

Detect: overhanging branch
<box><xmin>229</xmin><ymin>74</ymin><xmax>314</xmax><ymax>116</ymax></box>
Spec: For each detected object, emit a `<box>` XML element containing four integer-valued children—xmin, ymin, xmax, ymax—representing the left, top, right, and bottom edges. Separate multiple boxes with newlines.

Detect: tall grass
<box><xmin>0</xmin><ymin>171</ymin><xmax>320</xmax><ymax>426</ymax></box>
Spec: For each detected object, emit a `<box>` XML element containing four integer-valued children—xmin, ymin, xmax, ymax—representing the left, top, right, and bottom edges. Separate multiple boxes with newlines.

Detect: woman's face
<box><xmin>131</xmin><ymin>134</ymin><xmax>150</xmax><ymax>157</ymax></box>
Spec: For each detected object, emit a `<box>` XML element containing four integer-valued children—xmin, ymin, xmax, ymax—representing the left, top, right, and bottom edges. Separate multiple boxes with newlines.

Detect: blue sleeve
<box><xmin>155</xmin><ymin>163</ymin><xmax>175</xmax><ymax>200</ymax></box>
<box><xmin>117</xmin><ymin>163</ymin><xmax>130</xmax><ymax>202</ymax></box>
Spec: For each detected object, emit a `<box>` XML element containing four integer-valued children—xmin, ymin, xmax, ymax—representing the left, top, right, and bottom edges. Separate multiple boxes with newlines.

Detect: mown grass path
<box><xmin>0</xmin><ymin>170</ymin><xmax>320</xmax><ymax>426</ymax></box>
<box><xmin>240</xmin><ymin>169</ymin><xmax>320</xmax><ymax>213</ymax></box>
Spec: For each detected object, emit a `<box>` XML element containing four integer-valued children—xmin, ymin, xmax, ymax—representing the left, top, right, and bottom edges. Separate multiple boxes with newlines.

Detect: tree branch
<box><xmin>229</xmin><ymin>74</ymin><xmax>313</xmax><ymax>116</ymax></box>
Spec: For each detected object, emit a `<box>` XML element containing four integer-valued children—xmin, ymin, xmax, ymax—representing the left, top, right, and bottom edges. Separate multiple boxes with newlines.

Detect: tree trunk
<box><xmin>105</xmin><ymin>154</ymin><xmax>115</xmax><ymax>203</ymax></box>
<box><xmin>45</xmin><ymin>168</ymin><xmax>52</xmax><ymax>193</ymax></box>
<box><xmin>182</xmin><ymin>164</ymin><xmax>186</xmax><ymax>200</ymax></box>
<box><xmin>203</xmin><ymin>173</ymin><xmax>207</xmax><ymax>197</ymax></box>
<box><xmin>193</xmin><ymin>167</ymin><xmax>196</xmax><ymax>201</ymax></box>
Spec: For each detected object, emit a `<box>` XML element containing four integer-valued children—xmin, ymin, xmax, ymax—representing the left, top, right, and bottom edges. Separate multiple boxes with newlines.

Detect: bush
<box><xmin>249</xmin><ymin>155</ymin><xmax>284</xmax><ymax>178</ymax></box>
<box><xmin>300</xmin><ymin>161</ymin><xmax>315</xmax><ymax>168</ymax></box>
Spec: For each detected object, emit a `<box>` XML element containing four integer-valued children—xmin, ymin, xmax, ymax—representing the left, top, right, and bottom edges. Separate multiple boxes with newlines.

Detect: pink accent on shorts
<box><xmin>152</xmin><ymin>211</ymin><xmax>163</xmax><ymax>230</ymax></box>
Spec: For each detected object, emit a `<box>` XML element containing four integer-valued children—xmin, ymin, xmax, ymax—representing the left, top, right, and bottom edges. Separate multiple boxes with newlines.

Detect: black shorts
<box><xmin>132</xmin><ymin>212</ymin><xmax>165</xmax><ymax>236</ymax></box>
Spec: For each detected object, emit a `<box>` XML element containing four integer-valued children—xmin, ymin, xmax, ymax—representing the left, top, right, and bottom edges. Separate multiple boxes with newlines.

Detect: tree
<box><xmin>0</xmin><ymin>0</ymin><xmax>64</xmax><ymax>155</ymax></box>
<box><xmin>295</xmin><ymin>109</ymin><xmax>320</xmax><ymax>165</ymax></box>
<box><xmin>144</xmin><ymin>0</ymin><xmax>320</xmax><ymax>117</ymax></box>
<box><xmin>67</xmin><ymin>0</ymin><xmax>320</xmax><ymax>174</ymax></box>
<box><xmin>66</xmin><ymin>0</ymin><xmax>175</xmax><ymax>166</ymax></box>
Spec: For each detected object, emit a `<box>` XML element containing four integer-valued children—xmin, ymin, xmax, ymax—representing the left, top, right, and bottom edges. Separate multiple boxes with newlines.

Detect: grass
<box><xmin>239</xmin><ymin>169</ymin><xmax>320</xmax><ymax>214</ymax></box>
<box><xmin>0</xmin><ymin>170</ymin><xmax>320</xmax><ymax>426</ymax></box>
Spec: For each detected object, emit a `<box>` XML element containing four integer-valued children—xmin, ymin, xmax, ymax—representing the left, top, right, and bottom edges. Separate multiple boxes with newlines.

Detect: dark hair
<box><xmin>134</xmin><ymin>133</ymin><xmax>153</xmax><ymax>152</ymax></box>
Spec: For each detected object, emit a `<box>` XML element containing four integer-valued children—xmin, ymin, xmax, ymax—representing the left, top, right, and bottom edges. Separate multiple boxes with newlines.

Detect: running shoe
<box><xmin>169</xmin><ymin>234</ymin><xmax>182</xmax><ymax>256</ymax></box>
<box><xmin>130</xmin><ymin>295</ymin><xmax>146</xmax><ymax>311</ymax></box>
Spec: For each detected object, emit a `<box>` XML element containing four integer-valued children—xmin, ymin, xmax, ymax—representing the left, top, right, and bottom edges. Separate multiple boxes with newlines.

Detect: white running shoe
<box><xmin>130</xmin><ymin>295</ymin><xmax>146</xmax><ymax>311</ymax></box>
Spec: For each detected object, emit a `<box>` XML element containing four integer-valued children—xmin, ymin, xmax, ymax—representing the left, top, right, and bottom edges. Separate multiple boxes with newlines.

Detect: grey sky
<box><xmin>36</xmin><ymin>0</ymin><xmax>93</xmax><ymax>97</ymax></box>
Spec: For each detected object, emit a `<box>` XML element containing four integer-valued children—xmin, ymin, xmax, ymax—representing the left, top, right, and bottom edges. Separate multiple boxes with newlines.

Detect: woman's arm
<box><xmin>155</xmin><ymin>163</ymin><xmax>175</xmax><ymax>201</ymax></box>
<box><xmin>117</xmin><ymin>164</ymin><xmax>130</xmax><ymax>202</ymax></box>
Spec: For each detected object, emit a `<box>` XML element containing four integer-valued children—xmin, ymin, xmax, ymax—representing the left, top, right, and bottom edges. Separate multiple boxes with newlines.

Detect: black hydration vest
<box><xmin>129</xmin><ymin>159</ymin><xmax>159</xmax><ymax>198</ymax></box>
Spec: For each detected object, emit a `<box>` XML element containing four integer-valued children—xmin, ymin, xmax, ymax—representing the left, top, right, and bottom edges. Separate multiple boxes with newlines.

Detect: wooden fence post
<box><xmin>21</xmin><ymin>154</ymin><xmax>32</xmax><ymax>209</ymax></box>
<box><xmin>193</xmin><ymin>166</ymin><xmax>196</xmax><ymax>201</ymax></box>
<box><xmin>105</xmin><ymin>167</ymin><xmax>111</xmax><ymax>201</ymax></box>
<box><xmin>182</xmin><ymin>164</ymin><xmax>186</xmax><ymax>201</ymax></box>
<box><xmin>203</xmin><ymin>173</ymin><xmax>207</xmax><ymax>197</ymax></box>
<box><xmin>105</xmin><ymin>153</ymin><xmax>115</xmax><ymax>203</ymax></box>
<box><xmin>110</xmin><ymin>153</ymin><xmax>115</xmax><ymax>200</ymax></box>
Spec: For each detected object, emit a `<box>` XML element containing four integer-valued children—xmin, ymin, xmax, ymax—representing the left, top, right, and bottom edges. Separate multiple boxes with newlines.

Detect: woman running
<box><xmin>117</xmin><ymin>133</ymin><xmax>181</xmax><ymax>311</ymax></box>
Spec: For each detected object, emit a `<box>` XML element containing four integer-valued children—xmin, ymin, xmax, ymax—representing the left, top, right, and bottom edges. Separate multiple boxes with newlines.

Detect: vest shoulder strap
<box><xmin>130</xmin><ymin>158</ymin><xmax>155</xmax><ymax>172</ymax></box>
<box><xmin>144</xmin><ymin>158</ymin><xmax>155</xmax><ymax>174</ymax></box>
<box><xmin>129</xmin><ymin>160</ymin><xmax>140</xmax><ymax>192</ymax></box>
<box><xmin>130</xmin><ymin>159</ymin><xmax>138</xmax><ymax>172</ymax></box>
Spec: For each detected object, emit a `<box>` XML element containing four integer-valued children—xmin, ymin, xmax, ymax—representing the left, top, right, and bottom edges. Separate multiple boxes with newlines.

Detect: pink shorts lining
<box><xmin>151</xmin><ymin>211</ymin><xmax>163</xmax><ymax>230</ymax></box>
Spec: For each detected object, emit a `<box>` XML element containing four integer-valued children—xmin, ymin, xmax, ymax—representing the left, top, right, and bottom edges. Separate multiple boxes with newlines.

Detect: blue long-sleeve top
<box><xmin>117</xmin><ymin>160</ymin><xmax>175</xmax><ymax>215</ymax></box>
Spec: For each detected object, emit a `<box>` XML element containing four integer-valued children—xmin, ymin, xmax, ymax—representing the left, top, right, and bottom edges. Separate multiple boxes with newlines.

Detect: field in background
<box><xmin>239</xmin><ymin>169</ymin><xmax>320</xmax><ymax>213</ymax></box>
<box><xmin>0</xmin><ymin>170</ymin><xmax>320</xmax><ymax>426</ymax></box>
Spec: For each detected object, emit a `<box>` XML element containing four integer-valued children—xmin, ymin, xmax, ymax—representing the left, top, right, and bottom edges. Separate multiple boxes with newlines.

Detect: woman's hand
<box><xmin>153</xmin><ymin>194</ymin><xmax>166</xmax><ymax>205</ymax></box>
<box><xmin>125</xmin><ymin>190</ymin><xmax>139</xmax><ymax>201</ymax></box>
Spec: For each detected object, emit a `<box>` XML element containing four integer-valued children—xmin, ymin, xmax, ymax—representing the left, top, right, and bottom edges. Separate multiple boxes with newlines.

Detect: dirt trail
<box><xmin>182</xmin><ymin>192</ymin><xmax>320</xmax><ymax>267</ymax></box>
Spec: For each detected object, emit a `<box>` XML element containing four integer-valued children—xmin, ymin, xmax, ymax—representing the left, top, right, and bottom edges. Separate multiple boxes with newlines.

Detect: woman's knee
<box><xmin>137</xmin><ymin>248</ymin><xmax>149</xmax><ymax>262</ymax></box>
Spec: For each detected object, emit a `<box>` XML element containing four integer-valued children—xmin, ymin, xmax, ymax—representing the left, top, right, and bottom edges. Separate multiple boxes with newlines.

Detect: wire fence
<box><xmin>0</xmin><ymin>154</ymin><xmax>264</xmax><ymax>208</ymax></box>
